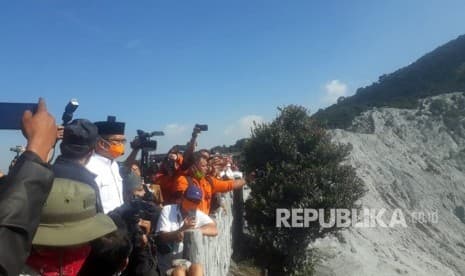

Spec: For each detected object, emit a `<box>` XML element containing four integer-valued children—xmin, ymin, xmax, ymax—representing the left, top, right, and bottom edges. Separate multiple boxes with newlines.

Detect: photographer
<box><xmin>154</xmin><ymin>149</ymin><xmax>185</xmax><ymax>205</ymax></box>
<box><xmin>109</xmin><ymin>172</ymin><xmax>161</xmax><ymax>276</ymax></box>
<box><xmin>122</xmin><ymin>130</ymin><xmax>166</xmax><ymax>205</ymax></box>
<box><xmin>178</xmin><ymin>125</ymin><xmax>205</xmax><ymax>171</ymax></box>
<box><xmin>154</xmin><ymin>125</ymin><xmax>205</xmax><ymax>206</ymax></box>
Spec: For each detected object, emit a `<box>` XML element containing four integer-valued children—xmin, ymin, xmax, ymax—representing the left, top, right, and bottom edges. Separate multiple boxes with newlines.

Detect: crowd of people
<box><xmin>0</xmin><ymin>98</ymin><xmax>251</xmax><ymax>276</ymax></box>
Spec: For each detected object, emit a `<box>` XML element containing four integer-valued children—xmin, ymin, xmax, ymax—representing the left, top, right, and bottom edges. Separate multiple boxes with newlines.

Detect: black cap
<box><xmin>94</xmin><ymin>116</ymin><xmax>125</xmax><ymax>136</ymax></box>
<box><xmin>61</xmin><ymin>119</ymin><xmax>98</xmax><ymax>158</ymax></box>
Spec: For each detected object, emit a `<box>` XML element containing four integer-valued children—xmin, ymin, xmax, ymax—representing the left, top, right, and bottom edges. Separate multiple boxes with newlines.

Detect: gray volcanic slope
<box><xmin>312</xmin><ymin>92</ymin><xmax>465</xmax><ymax>276</ymax></box>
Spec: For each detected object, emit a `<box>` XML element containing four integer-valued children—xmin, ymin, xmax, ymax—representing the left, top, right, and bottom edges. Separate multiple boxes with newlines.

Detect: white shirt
<box><xmin>220</xmin><ymin>167</ymin><xmax>243</xmax><ymax>179</ymax></box>
<box><xmin>155</xmin><ymin>204</ymin><xmax>214</xmax><ymax>274</ymax></box>
<box><xmin>156</xmin><ymin>204</ymin><xmax>213</xmax><ymax>242</ymax></box>
<box><xmin>86</xmin><ymin>152</ymin><xmax>123</xmax><ymax>213</ymax></box>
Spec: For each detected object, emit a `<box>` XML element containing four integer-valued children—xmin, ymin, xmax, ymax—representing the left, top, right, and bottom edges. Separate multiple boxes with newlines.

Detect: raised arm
<box><xmin>0</xmin><ymin>98</ymin><xmax>56</xmax><ymax>276</ymax></box>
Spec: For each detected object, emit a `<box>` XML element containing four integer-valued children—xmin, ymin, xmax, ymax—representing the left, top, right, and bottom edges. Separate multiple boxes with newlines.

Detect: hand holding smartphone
<box><xmin>0</xmin><ymin>102</ymin><xmax>38</xmax><ymax>130</ymax></box>
<box><xmin>188</xmin><ymin>209</ymin><xmax>196</xmax><ymax>220</ymax></box>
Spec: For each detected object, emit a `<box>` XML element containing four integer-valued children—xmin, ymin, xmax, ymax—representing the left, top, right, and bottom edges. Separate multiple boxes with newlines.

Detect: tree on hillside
<box><xmin>314</xmin><ymin>34</ymin><xmax>465</xmax><ymax>128</ymax></box>
<box><xmin>210</xmin><ymin>138</ymin><xmax>249</xmax><ymax>154</ymax></box>
<box><xmin>242</xmin><ymin>105</ymin><xmax>366</xmax><ymax>275</ymax></box>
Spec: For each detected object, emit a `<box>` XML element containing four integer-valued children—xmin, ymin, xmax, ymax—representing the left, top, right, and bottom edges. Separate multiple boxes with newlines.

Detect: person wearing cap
<box><xmin>53</xmin><ymin>118</ymin><xmax>104</xmax><ymax>212</ymax></box>
<box><xmin>155</xmin><ymin>185</ymin><xmax>218</xmax><ymax>275</ymax></box>
<box><xmin>86</xmin><ymin>116</ymin><xmax>127</xmax><ymax>213</ymax></box>
<box><xmin>24</xmin><ymin>178</ymin><xmax>117</xmax><ymax>275</ymax></box>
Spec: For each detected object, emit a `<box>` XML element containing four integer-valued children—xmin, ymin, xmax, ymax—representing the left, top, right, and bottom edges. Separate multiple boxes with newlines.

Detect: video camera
<box><xmin>136</xmin><ymin>130</ymin><xmax>164</xmax><ymax>151</ymax></box>
<box><xmin>137</xmin><ymin>130</ymin><xmax>164</xmax><ymax>182</ymax></box>
<box><xmin>9</xmin><ymin>145</ymin><xmax>25</xmax><ymax>157</ymax></box>
<box><xmin>195</xmin><ymin>124</ymin><xmax>208</xmax><ymax>131</ymax></box>
<box><xmin>117</xmin><ymin>197</ymin><xmax>159</xmax><ymax>248</ymax></box>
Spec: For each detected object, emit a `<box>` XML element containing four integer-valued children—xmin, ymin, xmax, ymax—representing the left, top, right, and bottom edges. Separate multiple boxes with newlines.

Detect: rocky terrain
<box><xmin>312</xmin><ymin>92</ymin><xmax>465</xmax><ymax>276</ymax></box>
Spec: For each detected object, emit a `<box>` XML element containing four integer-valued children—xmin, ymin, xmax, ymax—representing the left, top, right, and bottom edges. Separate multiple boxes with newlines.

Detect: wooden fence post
<box><xmin>183</xmin><ymin>229</ymin><xmax>203</xmax><ymax>264</ymax></box>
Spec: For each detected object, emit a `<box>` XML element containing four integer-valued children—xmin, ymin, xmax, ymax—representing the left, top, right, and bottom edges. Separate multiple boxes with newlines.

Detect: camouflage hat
<box><xmin>32</xmin><ymin>178</ymin><xmax>117</xmax><ymax>247</ymax></box>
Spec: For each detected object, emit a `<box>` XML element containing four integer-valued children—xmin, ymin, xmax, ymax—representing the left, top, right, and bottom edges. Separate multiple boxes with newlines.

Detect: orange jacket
<box><xmin>175</xmin><ymin>175</ymin><xmax>233</xmax><ymax>214</ymax></box>
<box><xmin>154</xmin><ymin>174</ymin><xmax>180</xmax><ymax>205</ymax></box>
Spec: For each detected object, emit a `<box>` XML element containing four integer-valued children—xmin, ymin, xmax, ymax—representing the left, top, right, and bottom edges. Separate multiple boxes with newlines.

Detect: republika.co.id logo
<box><xmin>276</xmin><ymin>208</ymin><xmax>438</xmax><ymax>228</ymax></box>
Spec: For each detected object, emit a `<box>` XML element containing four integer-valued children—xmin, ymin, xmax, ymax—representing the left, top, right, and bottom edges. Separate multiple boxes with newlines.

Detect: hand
<box><xmin>56</xmin><ymin>125</ymin><xmax>64</xmax><ymax>140</ymax></box>
<box><xmin>22</xmin><ymin>98</ymin><xmax>57</xmax><ymax>162</ymax></box>
<box><xmin>175</xmin><ymin>230</ymin><xmax>184</xmax><ymax>242</ymax></box>
<box><xmin>180</xmin><ymin>216</ymin><xmax>196</xmax><ymax>231</ymax></box>
<box><xmin>130</xmin><ymin>136</ymin><xmax>142</xmax><ymax>150</ymax></box>
<box><xmin>140</xmin><ymin>234</ymin><xmax>149</xmax><ymax>247</ymax></box>
<box><xmin>192</xmin><ymin>126</ymin><xmax>201</xmax><ymax>138</ymax></box>
<box><xmin>138</xmin><ymin>219</ymin><xmax>151</xmax><ymax>235</ymax></box>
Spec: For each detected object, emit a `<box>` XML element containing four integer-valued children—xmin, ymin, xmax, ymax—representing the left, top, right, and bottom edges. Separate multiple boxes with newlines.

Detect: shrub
<box><xmin>242</xmin><ymin>105</ymin><xmax>366</xmax><ymax>275</ymax></box>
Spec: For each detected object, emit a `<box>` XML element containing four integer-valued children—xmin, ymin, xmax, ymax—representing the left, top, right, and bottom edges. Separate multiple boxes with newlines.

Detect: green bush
<box><xmin>242</xmin><ymin>105</ymin><xmax>366</xmax><ymax>275</ymax></box>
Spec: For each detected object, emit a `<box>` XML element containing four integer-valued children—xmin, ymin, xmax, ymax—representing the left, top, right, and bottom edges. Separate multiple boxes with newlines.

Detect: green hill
<box><xmin>313</xmin><ymin>34</ymin><xmax>465</xmax><ymax>129</ymax></box>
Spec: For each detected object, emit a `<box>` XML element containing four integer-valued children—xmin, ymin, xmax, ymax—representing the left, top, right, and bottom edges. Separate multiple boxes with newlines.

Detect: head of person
<box><xmin>28</xmin><ymin>179</ymin><xmax>117</xmax><ymax>275</ymax></box>
<box><xmin>122</xmin><ymin>172</ymin><xmax>145</xmax><ymax>203</ymax></box>
<box><xmin>94</xmin><ymin>116</ymin><xmax>126</xmax><ymax>160</ymax></box>
<box><xmin>190</xmin><ymin>152</ymin><xmax>208</xmax><ymax>180</ymax></box>
<box><xmin>199</xmin><ymin>149</ymin><xmax>210</xmax><ymax>160</ymax></box>
<box><xmin>181</xmin><ymin>185</ymin><xmax>202</xmax><ymax>213</ymax></box>
<box><xmin>60</xmin><ymin>119</ymin><xmax>98</xmax><ymax>165</ymax></box>
<box><xmin>130</xmin><ymin>162</ymin><xmax>141</xmax><ymax>177</ymax></box>
<box><xmin>162</xmin><ymin>149</ymin><xmax>182</xmax><ymax>177</ymax></box>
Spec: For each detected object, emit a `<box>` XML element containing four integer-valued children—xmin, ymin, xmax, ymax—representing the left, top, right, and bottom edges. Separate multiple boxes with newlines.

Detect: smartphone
<box><xmin>188</xmin><ymin>210</ymin><xmax>196</xmax><ymax>220</ymax></box>
<box><xmin>0</xmin><ymin>102</ymin><xmax>38</xmax><ymax>130</ymax></box>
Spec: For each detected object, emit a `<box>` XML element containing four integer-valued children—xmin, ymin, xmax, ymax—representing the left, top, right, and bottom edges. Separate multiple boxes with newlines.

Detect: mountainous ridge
<box><xmin>313</xmin><ymin>34</ymin><xmax>465</xmax><ymax>129</ymax></box>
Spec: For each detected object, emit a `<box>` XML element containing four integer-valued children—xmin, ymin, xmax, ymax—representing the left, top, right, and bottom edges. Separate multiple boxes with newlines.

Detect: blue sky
<box><xmin>1</xmin><ymin>0</ymin><xmax>465</xmax><ymax>172</ymax></box>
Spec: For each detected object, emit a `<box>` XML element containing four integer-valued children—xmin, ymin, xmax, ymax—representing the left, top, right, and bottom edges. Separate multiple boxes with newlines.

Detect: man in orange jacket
<box><xmin>174</xmin><ymin>152</ymin><xmax>248</xmax><ymax>214</ymax></box>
